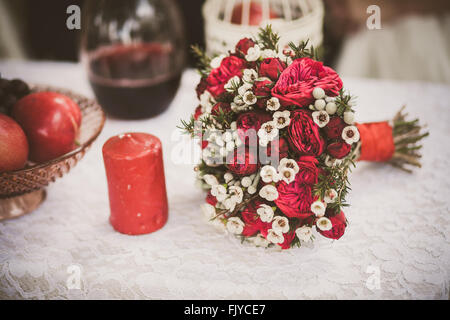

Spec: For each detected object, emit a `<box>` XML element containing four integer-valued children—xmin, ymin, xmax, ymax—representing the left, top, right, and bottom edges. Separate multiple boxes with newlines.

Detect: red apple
<box><xmin>231</xmin><ymin>2</ymin><xmax>278</xmax><ymax>26</ymax></box>
<box><xmin>0</xmin><ymin>114</ymin><xmax>29</xmax><ymax>172</ymax></box>
<box><xmin>12</xmin><ymin>92</ymin><xmax>82</xmax><ymax>163</ymax></box>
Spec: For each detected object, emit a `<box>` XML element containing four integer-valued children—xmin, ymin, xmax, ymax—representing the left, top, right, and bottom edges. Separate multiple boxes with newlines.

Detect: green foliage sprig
<box><xmin>257</xmin><ymin>25</ymin><xmax>280</xmax><ymax>51</ymax></box>
<box><xmin>191</xmin><ymin>44</ymin><xmax>212</xmax><ymax>78</ymax></box>
<box><xmin>288</xmin><ymin>40</ymin><xmax>321</xmax><ymax>61</ymax></box>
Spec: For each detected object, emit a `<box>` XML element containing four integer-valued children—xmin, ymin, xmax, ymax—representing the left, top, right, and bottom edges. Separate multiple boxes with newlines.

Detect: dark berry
<box><xmin>0</xmin><ymin>79</ymin><xmax>9</xmax><ymax>90</ymax></box>
<box><xmin>10</xmin><ymin>79</ymin><xmax>30</xmax><ymax>96</ymax></box>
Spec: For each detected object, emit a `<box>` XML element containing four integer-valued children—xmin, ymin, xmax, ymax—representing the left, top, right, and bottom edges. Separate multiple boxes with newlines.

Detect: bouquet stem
<box><xmin>357</xmin><ymin>106</ymin><xmax>428</xmax><ymax>173</ymax></box>
<box><xmin>390</xmin><ymin>106</ymin><xmax>429</xmax><ymax>173</ymax></box>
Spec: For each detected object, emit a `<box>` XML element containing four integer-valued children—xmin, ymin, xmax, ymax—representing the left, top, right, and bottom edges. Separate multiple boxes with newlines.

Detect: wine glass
<box><xmin>81</xmin><ymin>0</ymin><xmax>186</xmax><ymax>119</ymax></box>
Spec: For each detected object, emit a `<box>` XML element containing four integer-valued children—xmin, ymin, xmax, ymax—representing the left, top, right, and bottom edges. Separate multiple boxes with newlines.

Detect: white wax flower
<box><xmin>272</xmin><ymin>216</ymin><xmax>290</xmax><ymax>233</ymax></box>
<box><xmin>203</xmin><ymin>174</ymin><xmax>218</xmax><ymax>186</ymax></box>
<box><xmin>223</xmin><ymin>197</ymin><xmax>237</xmax><ymax>212</ymax></box>
<box><xmin>222</xmin><ymin>131</ymin><xmax>233</xmax><ymax>142</ymax></box>
<box><xmin>243</xmin><ymin>68</ymin><xmax>258</xmax><ymax>83</ymax></box>
<box><xmin>325</xmin><ymin>102</ymin><xmax>337</xmax><ymax>115</ymax></box>
<box><xmin>226</xmin><ymin>217</ymin><xmax>245</xmax><ymax>234</ymax></box>
<box><xmin>219</xmin><ymin>147</ymin><xmax>227</xmax><ymax>157</ymax></box>
<box><xmin>252</xmin><ymin>234</ymin><xmax>270</xmax><ymax>247</ymax></box>
<box><xmin>226</xmin><ymin>141</ymin><xmax>235</xmax><ymax>152</ymax></box>
<box><xmin>260</xmin><ymin>165</ymin><xmax>279</xmax><ymax>183</ymax></box>
<box><xmin>295</xmin><ymin>226</ymin><xmax>313</xmax><ymax>242</ymax></box>
<box><xmin>273</xmin><ymin>110</ymin><xmax>291</xmax><ymax>129</ymax></box>
<box><xmin>211</xmin><ymin>214</ymin><xmax>227</xmax><ymax>232</ymax></box>
<box><xmin>234</xmin><ymin>94</ymin><xmax>245</xmax><ymax>106</ymax></box>
<box><xmin>312</xmin><ymin>87</ymin><xmax>326</xmax><ymax>99</ymax></box>
<box><xmin>245</xmin><ymin>44</ymin><xmax>261</xmax><ymax>62</ymax></box>
<box><xmin>224</xmin><ymin>172</ymin><xmax>234</xmax><ymax>183</ymax></box>
<box><xmin>314</xmin><ymin>99</ymin><xmax>326</xmax><ymax>111</ymax></box>
<box><xmin>210</xmin><ymin>54</ymin><xmax>226</xmax><ymax>69</ymax></box>
<box><xmin>241</xmin><ymin>176</ymin><xmax>252</xmax><ymax>188</ymax></box>
<box><xmin>225</xmin><ymin>76</ymin><xmax>241</xmax><ymax>92</ymax></box>
<box><xmin>202</xmin><ymin>148</ymin><xmax>211</xmax><ymax>160</ymax></box>
<box><xmin>258</xmin><ymin>137</ymin><xmax>269</xmax><ymax>147</ymax></box>
<box><xmin>342</xmin><ymin>126</ymin><xmax>360</xmax><ymax>144</ymax></box>
<box><xmin>259</xmin><ymin>185</ymin><xmax>279</xmax><ymax>201</ymax></box>
<box><xmin>247</xmin><ymin>185</ymin><xmax>257</xmax><ymax>195</ymax></box>
<box><xmin>343</xmin><ymin>111</ymin><xmax>355</xmax><ymax>124</ymax></box>
<box><xmin>211</xmin><ymin>184</ymin><xmax>227</xmax><ymax>202</ymax></box>
<box><xmin>238</xmin><ymin>83</ymin><xmax>253</xmax><ymax>96</ymax></box>
<box><xmin>311</xmin><ymin>200</ymin><xmax>326</xmax><ymax>217</ymax></box>
<box><xmin>215</xmin><ymin>135</ymin><xmax>225</xmax><ymax>147</ymax></box>
<box><xmin>316</xmin><ymin>217</ymin><xmax>332</xmax><ymax>231</ymax></box>
<box><xmin>228</xmin><ymin>185</ymin><xmax>243</xmax><ymax>203</ymax></box>
<box><xmin>267</xmin><ymin>229</ymin><xmax>284</xmax><ymax>244</ymax></box>
<box><xmin>266</xmin><ymin>97</ymin><xmax>281</xmax><ymax>111</ymax></box>
<box><xmin>256</xmin><ymin>204</ymin><xmax>274</xmax><ymax>223</ymax></box>
<box><xmin>261</xmin><ymin>49</ymin><xmax>277</xmax><ymax>59</ymax></box>
<box><xmin>230</xmin><ymin>121</ymin><xmax>237</xmax><ymax>131</ymax></box>
<box><xmin>312</xmin><ymin>110</ymin><xmax>330</xmax><ymax>128</ymax></box>
<box><xmin>201</xmin><ymin>203</ymin><xmax>216</xmax><ymax>220</ymax></box>
<box><xmin>279</xmin><ymin>167</ymin><xmax>296</xmax><ymax>184</ymax></box>
<box><xmin>325</xmin><ymin>155</ymin><xmax>343</xmax><ymax>167</ymax></box>
<box><xmin>324</xmin><ymin>189</ymin><xmax>338</xmax><ymax>203</ymax></box>
<box><xmin>200</xmin><ymin>90</ymin><xmax>214</xmax><ymax>109</ymax></box>
<box><xmin>258</xmin><ymin>121</ymin><xmax>279</xmax><ymax>143</ymax></box>
<box><xmin>278</xmin><ymin>158</ymin><xmax>299</xmax><ymax>174</ymax></box>
<box><xmin>243</xmin><ymin>91</ymin><xmax>257</xmax><ymax>105</ymax></box>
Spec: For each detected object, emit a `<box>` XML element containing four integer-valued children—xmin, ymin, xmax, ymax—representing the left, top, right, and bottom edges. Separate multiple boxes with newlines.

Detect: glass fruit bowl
<box><xmin>0</xmin><ymin>85</ymin><xmax>106</xmax><ymax>220</ymax></box>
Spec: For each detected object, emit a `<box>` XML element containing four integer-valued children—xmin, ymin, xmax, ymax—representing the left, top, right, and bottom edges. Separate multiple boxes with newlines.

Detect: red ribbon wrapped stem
<box><xmin>356</xmin><ymin>122</ymin><xmax>395</xmax><ymax>162</ymax></box>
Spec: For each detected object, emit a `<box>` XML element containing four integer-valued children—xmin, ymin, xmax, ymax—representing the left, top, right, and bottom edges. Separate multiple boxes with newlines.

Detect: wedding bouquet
<box><xmin>180</xmin><ymin>26</ymin><xmax>428</xmax><ymax>249</ymax></box>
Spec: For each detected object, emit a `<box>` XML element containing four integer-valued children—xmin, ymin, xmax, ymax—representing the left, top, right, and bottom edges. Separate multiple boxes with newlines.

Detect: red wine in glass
<box><xmin>88</xmin><ymin>43</ymin><xmax>182</xmax><ymax>119</ymax></box>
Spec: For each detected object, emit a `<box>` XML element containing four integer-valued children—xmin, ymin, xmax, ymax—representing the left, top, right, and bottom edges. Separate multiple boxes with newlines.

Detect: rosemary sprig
<box><xmin>191</xmin><ymin>44</ymin><xmax>211</xmax><ymax>78</ymax></box>
<box><xmin>177</xmin><ymin>115</ymin><xmax>196</xmax><ymax>137</ymax></box>
<box><xmin>334</xmin><ymin>90</ymin><xmax>356</xmax><ymax>116</ymax></box>
<box><xmin>288</xmin><ymin>40</ymin><xmax>321</xmax><ymax>61</ymax></box>
<box><xmin>257</xmin><ymin>25</ymin><xmax>280</xmax><ymax>51</ymax></box>
<box><xmin>314</xmin><ymin>144</ymin><xmax>359</xmax><ymax>214</ymax></box>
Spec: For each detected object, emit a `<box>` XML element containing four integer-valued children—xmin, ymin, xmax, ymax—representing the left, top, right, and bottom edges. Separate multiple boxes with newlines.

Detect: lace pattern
<box><xmin>0</xmin><ymin>62</ymin><xmax>449</xmax><ymax>299</ymax></box>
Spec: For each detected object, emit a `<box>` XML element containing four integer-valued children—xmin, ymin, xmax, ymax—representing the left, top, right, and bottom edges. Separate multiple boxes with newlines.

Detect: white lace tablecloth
<box><xmin>0</xmin><ymin>61</ymin><xmax>449</xmax><ymax>300</ymax></box>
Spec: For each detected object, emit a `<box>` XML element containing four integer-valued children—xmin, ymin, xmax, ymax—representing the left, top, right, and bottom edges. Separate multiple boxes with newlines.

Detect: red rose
<box><xmin>327</xmin><ymin>141</ymin><xmax>351</xmax><ymax>159</ymax></box>
<box><xmin>194</xmin><ymin>105</ymin><xmax>203</xmax><ymax>120</ymax></box>
<box><xmin>206</xmin><ymin>192</ymin><xmax>217</xmax><ymax>206</ymax></box>
<box><xmin>288</xmin><ymin>110</ymin><xmax>325</xmax><ymax>156</ymax></box>
<box><xmin>318</xmin><ymin>211</ymin><xmax>347</xmax><ymax>240</ymax></box>
<box><xmin>241</xmin><ymin>201</ymin><xmax>271</xmax><ymax>237</ymax></box>
<box><xmin>236</xmin><ymin>111</ymin><xmax>271</xmax><ymax>145</ymax></box>
<box><xmin>211</xmin><ymin>102</ymin><xmax>231</xmax><ymax>116</ymax></box>
<box><xmin>265</xmin><ymin>137</ymin><xmax>289</xmax><ymax>163</ymax></box>
<box><xmin>235</xmin><ymin>38</ymin><xmax>256</xmax><ymax>57</ymax></box>
<box><xmin>279</xmin><ymin>231</ymin><xmax>296</xmax><ymax>250</ymax></box>
<box><xmin>253</xmin><ymin>79</ymin><xmax>273</xmax><ymax>97</ymax></box>
<box><xmin>295</xmin><ymin>156</ymin><xmax>321</xmax><ymax>185</ymax></box>
<box><xmin>226</xmin><ymin>146</ymin><xmax>259</xmax><ymax>176</ymax></box>
<box><xmin>206</xmin><ymin>56</ymin><xmax>246</xmax><ymax>98</ymax></box>
<box><xmin>272</xmin><ymin>57</ymin><xmax>343</xmax><ymax>107</ymax></box>
<box><xmin>275</xmin><ymin>157</ymin><xmax>319</xmax><ymax>218</ymax></box>
<box><xmin>253</xmin><ymin>79</ymin><xmax>273</xmax><ymax>108</ymax></box>
<box><xmin>324</xmin><ymin>117</ymin><xmax>346</xmax><ymax>140</ymax></box>
<box><xmin>196</xmin><ymin>78</ymin><xmax>208</xmax><ymax>99</ymax></box>
<box><xmin>259</xmin><ymin>58</ymin><xmax>286</xmax><ymax>81</ymax></box>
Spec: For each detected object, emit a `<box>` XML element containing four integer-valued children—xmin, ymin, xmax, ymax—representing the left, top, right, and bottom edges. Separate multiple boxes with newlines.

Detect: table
<box><xmin>0</xmin><ymin>61</ymin><xmax>449</xmax><ymax>299</ymax></box>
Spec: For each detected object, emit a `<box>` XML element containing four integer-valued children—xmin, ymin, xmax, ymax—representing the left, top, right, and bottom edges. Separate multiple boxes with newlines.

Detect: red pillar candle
<box><xmin>102</xmin><ymin>132</ymin><xmax>168</xmax><ymax>235</ymax></box>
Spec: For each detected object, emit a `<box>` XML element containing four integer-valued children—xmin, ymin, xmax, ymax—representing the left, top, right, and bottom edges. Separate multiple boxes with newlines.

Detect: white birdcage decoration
<box><xmin>203</xmin><ymin>0</ymin><xmax>324</xmax><ymax>55</ymax></box>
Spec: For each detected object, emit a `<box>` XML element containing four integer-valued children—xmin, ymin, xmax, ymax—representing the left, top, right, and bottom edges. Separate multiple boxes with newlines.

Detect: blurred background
<box><xmin>0</xmin><ymin>0</ymin><xmax>449</xmax><ymax>83</ymax></box>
